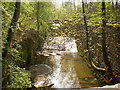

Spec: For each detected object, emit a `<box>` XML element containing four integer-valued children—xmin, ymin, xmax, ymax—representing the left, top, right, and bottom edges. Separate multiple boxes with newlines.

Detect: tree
<box><xmin>2</xmin><ymin>0</ymin><xmax>21</xmax><ymax>87</ymax></box>
<box><xmin>82</xmin><ymin>0</ymin><xmax>90</xmax><ymax>60</ymax></box>
<box><xmin>115</xmin><ymin>0</ymin><xmax>118</xmax><ymax>23</ymax></box>
<box><xmin>101</xmin><ymin>1</ymin><xmax>116</xmax><ymax>84</ymax></box>
<box><xmin>3</xmin><ymin>0</ymin><xmax>20</xmax><ymax>59</ymax></box>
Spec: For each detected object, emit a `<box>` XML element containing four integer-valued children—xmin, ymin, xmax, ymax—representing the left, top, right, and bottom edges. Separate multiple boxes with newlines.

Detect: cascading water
<box><xmin>30</xmin><ymin>37</ymin><xmax>100</xmax><ymax>88</ymax></box>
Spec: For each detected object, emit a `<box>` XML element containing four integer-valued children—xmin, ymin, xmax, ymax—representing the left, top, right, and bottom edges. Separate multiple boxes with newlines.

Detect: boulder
<box><xmin>29</xmin><ymin>64</ymin><xmax>53</xmax><ymax>88</ymax></box>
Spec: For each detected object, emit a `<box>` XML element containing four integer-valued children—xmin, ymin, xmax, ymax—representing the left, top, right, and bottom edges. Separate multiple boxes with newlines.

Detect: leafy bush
<box><xmin>3</xmin><ymin>47</ymin><xmax>32</xmax><ymax>88</ymax></box>
<box><xmin>10</xmin><ymin>46</ymin><xmax>26</xmax><ymax>67</ymax></box>
<box><xmin>7</xmin><ymin>64</ymin><xmax>32</xmax><ymax>88</ymax></box>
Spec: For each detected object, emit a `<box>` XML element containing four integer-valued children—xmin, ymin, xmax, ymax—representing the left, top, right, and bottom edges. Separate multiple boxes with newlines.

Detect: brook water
<box><xmin>30</xmin><ymin>37</ymin><xmax>100</xmax><ymax>88</ymax></box>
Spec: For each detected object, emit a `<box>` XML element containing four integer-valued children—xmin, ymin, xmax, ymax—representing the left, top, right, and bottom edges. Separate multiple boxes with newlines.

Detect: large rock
<box><xmin>29</xmin><ymin>64</ymin><xmax>52</xmax><ymax>76</ymax></box>
<box><xmin>29</xmin><ymin>64</ymin><xmax>53</xmax><ymax>88</ymax></box>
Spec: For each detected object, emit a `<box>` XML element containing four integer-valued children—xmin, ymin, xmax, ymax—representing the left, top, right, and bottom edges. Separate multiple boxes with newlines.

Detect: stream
<box><xmin>30</xmin><ymin>37</ymin><xmax>100</xmax><ymax>88</ymax></box>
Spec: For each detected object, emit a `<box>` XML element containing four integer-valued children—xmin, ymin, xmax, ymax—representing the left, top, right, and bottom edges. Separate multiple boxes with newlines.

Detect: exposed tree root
<box><xmin>91</xmin><ymin>61</ymin><xmax>106</xmax><ymax>71</ymax></box>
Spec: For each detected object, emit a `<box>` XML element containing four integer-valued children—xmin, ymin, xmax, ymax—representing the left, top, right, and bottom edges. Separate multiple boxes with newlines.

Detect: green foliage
<box><xmin>7</xmin><ymin>63</ymin><xmax>32</xmax><ymax>88</ymax></box>
<box><xmin>2</xmin><ymin>1</ymin><xmax>120</xmax><ymax>88</ymax></box>
<box><xmin>2</xmin><ymin>2</ymin><xmax>15</xmax><ymax>29</ymax></box>
<box><xmin>9</xmin><ymin>45</ymin><xmax>26</xmax><ymax>66</ymax></box>
<box><xmin>19</xmin><ymin>2</ymin><xmax>36</xmax><ymax>30</ymax></box>
<box><xmin>3</xmin><ymin>47</ymin><xmax>32</xmax><ymax>88</ymax></box>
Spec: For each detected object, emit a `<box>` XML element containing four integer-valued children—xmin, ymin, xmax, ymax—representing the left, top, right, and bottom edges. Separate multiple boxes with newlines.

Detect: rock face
<box><xmin>29</xmin><ymin>64</ymin><xmax>53</xmax><ymax>88</ymax></box>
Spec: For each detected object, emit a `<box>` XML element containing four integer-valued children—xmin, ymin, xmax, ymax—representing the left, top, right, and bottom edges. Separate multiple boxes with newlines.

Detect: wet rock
<box><xmin>29</xmin><ymin>64</ymin><xmax>53</xmax><ymax>88</ymax></box>
<box><xmin>55</xmin><ymin>51</ymin><xmax>62</xmax><ymax>55</ymax></box>
<box><xmin>37</xmin><ymin>52</ymin><xmax>50</xmax><ymax>57</ymax></box>
<box><xmin>49</xmin><ymin>52</ymin><xmax>57</xmax><ymax>56</ymax></box>
<box><xmin>33</xmin><ymin>74</ymin><xmax>54</xmax><ymax>88</ymax></box>
<box><xmin>29</xmin><ymin>64</ymin><xmax>52</xmax><ymax>75</ymax></box>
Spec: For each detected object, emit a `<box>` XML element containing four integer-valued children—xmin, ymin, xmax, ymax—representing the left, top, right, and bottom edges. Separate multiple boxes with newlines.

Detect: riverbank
<box><xmin>93</xmin><ymin>83</ymin><xmax>120</xmax><ymax>89</ymax></box>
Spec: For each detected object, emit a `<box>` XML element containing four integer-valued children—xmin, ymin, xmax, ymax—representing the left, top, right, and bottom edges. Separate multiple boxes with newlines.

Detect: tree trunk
<box><xmin>101</xmin><ymin>1</ymin><xmax>116</xmax><ymax>84</ymax></box>
<box><xmin>73</xmin><ymin>0</ymin><xmax>76</xmax><ymax>10</ymax></box>
<box><xmin>82</xmin><ymin>0</ymin><xmax>90</xmax><ymax>61</ymax></box>
<box><xmin>115</xmin><ymin>0</ymin><xmax>118</xmax><ymax>23</ymax></box>
<box><xmin>2</xmin><ymin>0</ymin><xmax>20</xmax><ymax>87</ymax></box>
<box><xmin>82</xmin><ymin>0</ymin><xmax>89</xmax><ymax>51</ymax></box>
<box><xmin>3</xmin><ymin>0</ymin><xmax>20</xmax><ymax>59</ymax></box>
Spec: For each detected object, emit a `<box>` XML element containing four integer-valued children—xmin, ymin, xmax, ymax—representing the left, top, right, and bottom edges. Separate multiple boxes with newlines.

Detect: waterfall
<box><xmin>43</xmin><ymin>37</ymin><xmax>78</xmax><ymax>52</ymax></box>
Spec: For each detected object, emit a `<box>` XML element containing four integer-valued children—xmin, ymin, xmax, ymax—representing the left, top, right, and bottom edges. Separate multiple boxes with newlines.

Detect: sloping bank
<box><xmin>91</xmin><ymin>83</ymin><xmax>120</xmax><ymax>90</ymax></box>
